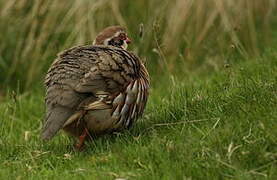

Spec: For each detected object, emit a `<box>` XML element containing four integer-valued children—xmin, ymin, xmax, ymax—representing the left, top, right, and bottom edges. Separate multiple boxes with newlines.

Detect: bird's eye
<box><xmin>119</xmin><ymin>33</ymin><xmax>126</xmax><ymax>40</ymax></box>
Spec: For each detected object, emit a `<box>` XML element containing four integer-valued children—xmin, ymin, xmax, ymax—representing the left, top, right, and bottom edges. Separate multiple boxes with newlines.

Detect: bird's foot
<box><xmin>74</xmin><ymin>128</ymin><xmax>89</xmax><ymax>151</ymax></box>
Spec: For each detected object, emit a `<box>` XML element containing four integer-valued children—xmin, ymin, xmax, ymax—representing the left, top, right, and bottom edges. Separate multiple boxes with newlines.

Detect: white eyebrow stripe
<box><xmin>113</xmin><ymin>31</ymin><xmax>122</xmax><ymax>37</ymax></box>
<box><xmin>103</xmin><ymin>37</ymin><xmax>112</xmax><ymax>46</ymax></box>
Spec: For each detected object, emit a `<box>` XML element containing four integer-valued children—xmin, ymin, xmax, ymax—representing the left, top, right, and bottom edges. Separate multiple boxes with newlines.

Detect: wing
<box><xmin>74</xmin><ymin>46</ymin><xmax>140</xmax><ymax>95</ymax></box>
<box><xmin>74</xmin><ymin>46</ymin><xmax>150</xmax><ymax>130</ymax></box>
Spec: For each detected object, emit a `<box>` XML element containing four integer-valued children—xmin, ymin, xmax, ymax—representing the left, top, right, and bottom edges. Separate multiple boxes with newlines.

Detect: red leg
<box><xmin>75</xmin><ymin>128</ymin><xmax>89</xmax><ymax>150</ymax></box>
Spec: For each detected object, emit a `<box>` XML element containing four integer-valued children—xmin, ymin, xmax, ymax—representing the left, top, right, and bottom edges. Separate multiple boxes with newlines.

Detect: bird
<box><xmin>41</xmin><ymin>26</ymin><xmax>150</xmax><ymax>149</ymax></box>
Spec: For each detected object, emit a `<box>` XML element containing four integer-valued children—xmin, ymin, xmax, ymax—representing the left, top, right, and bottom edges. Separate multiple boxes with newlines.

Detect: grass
<box><xmin>1</xmin><ymin>0</ymin><xmax>277</xmax><ymax>179</ymax></box>
<box><xmin>0</xmin><ymin>49</ymin><xmax>276</xmax><ymax>179</ymax></box>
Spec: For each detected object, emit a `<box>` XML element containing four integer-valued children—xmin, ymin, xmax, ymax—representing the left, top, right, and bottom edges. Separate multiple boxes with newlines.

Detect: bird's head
<box><xmin>93</xmin><ymin>26</ymin><xmax>131</xmax><ymax>50</ymax></box>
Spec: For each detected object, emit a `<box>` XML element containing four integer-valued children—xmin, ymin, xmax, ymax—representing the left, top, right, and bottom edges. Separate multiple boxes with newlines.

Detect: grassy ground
<box><xmin>0</xmin><ymin>49</ymin><xmax>276</xmax><ymax>179</ymax></box>
<box><xmin>0</xmin><ymin>0</ymin><xmax>277</xmax><ymax>179</ymax></box>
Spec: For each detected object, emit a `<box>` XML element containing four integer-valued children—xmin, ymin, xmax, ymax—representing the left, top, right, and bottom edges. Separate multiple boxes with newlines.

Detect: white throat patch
<box><xmin>121</xmin><ymin>40</ymin><xmax>128</xmax><ymax>50</ymax></box>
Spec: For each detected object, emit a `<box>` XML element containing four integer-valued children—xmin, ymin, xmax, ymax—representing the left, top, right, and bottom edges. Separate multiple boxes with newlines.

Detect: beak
<box><xmin>125</xmin><ymin>37</ymin><xmax>131</xmax><ymax>44</ymax></box>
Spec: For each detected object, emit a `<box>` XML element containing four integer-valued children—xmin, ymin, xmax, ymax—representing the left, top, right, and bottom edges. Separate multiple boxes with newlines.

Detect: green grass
<box><xmin>0</xmin><ymin>50</ymin><xmax>276</xmax><ymax>179</ymax></box>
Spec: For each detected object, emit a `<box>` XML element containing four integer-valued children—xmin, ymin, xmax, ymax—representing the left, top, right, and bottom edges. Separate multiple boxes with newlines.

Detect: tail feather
<box><xmin>41</xmin><ymin>106</ymin><xmax>73</xmax><ymax>141</ymax></box>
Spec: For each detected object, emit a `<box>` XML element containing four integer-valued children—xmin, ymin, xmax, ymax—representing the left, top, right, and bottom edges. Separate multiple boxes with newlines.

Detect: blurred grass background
<box><xmin>0</xmin><ymin>0</ymin><xmax>276</xmax><ymax>92</ymax></box>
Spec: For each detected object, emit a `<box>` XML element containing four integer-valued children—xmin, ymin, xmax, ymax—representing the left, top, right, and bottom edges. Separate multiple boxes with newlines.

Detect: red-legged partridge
<box><xmin>41</xmin><ymin>26</ymin><xmax>150</xmax><ymax>149</ymax></box>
